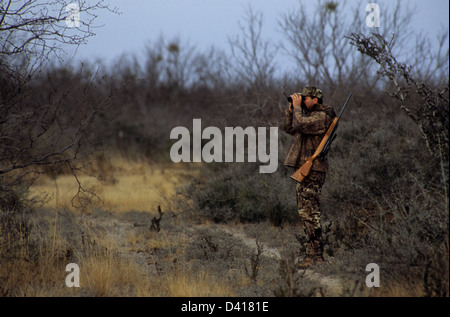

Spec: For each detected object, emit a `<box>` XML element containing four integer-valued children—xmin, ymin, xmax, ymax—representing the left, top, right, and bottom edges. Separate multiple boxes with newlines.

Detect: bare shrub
<box><xmin>244</xmin><ymin>239</ymin><xmax>264</xmax><ymax>283</ymax></box>
<box><xmin>423</xmin><ymin>238</ymin><xmax>449</xmax><ymax>297</ymax></box>
<box><xmin>0</xmin><ymin>0</ymin><xmax>118</xmax><ymax>76</ymax></box>
<box><xmin>185</xmin><ymin>228</ymin><xmax>240</xmax><ymax>263</ymax></box>
<box><xmin>278</xmin><ymin>0</ymin><xmax>417</xmax><ymax>95</ymax></box>
<box><xmin>347</xmin><ymin>32</ymin><xmax>449</xmax><ymax>168</ymax></box>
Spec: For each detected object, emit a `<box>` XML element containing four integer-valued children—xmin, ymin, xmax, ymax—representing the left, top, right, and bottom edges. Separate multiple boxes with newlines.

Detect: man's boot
<box><xmin>298</xmin><ymin>230</ymin><xmax>325</xmax><ymax>269</ymax></box>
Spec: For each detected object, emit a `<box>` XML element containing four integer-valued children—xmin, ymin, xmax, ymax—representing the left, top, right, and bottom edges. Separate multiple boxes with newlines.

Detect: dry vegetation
<box><xmin>1</xmin><ymin>1</ymin><xmax>448</xmax><ymax>297</ymax></box>
<box><xmin>28</xmin><ymin>156</ymin><xmax>197</xmax><ymax>213</ymax></box>
<box><xmin>0</xmin><ymin>158</ymin><xmax>314</xmax><ymax>296</ymax></box>
<box><xmin>0</xmin><ymin>156</ymin><xmax>445</xmax><ymax>297</ymax></box>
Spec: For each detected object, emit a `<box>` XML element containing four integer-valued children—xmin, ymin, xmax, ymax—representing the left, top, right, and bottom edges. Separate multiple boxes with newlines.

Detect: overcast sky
<box><xmin>62</xmin><ymin>0</ymin><xmax>449</xmax><ymax>70</ymax></box>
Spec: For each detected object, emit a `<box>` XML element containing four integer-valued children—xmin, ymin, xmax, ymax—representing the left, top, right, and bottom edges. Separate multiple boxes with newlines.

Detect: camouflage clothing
<box><xmin>283</xmin><ymin>103</ymin><xmax>336</xmax><ymax>172</ymax></box>
<box><xmin>296</xmin><ymin>170</ymin><xmax>326</xmax><ymax>258</ymax></box>
<box><xmin>283</xmin><ymin>89</ymin><xmax>335</xmax><ymax>260</ymax></box>
<box><xmin>299</xmin><ymin>85</ymin><xmax>323</xmax><ymax>100</ymax></box>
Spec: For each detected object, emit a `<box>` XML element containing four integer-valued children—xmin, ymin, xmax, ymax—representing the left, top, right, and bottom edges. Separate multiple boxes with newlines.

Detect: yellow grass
<box><xmin>79</xmin><ymin>238</ymin><xmax>153</xmax><ymax>296</ymax></box>
<box><xmin>3</xmin><ymin>156</ymin><xmax>236</xmax><ymax>297</ymax></box>
<box><xmin>163</xmin><ymin>268</ymin><xmax>235</xmax><ymax>297</ymax></box>
<box><xmin>29</xmin><ymin>156</ymin><xmax>199</xmax><ymax>213</ymax></box>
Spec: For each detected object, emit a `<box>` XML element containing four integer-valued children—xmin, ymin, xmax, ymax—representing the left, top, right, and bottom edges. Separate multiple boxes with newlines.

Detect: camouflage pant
<box><xmin>296</xmin><ymin>170</ymin><xmax>326</xmax><ymax>258</ymax></box>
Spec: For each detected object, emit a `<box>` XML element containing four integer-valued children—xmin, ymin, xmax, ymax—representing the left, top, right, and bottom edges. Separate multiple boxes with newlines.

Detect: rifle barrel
<box><xmin>337</xmin><ymin>92</ymin><xmax>353</xmax><ymax>120</ymax></box>
<box><xmin>319</xmin><ymin>92</ymin><xmax>352</xmax><ymax>159</ymax></box>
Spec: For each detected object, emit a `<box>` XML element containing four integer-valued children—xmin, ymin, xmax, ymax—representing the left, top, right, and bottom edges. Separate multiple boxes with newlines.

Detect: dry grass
<box><xmin>4</xmin><ymin>155</ymin><xmax>446</xmax><ymax>297</ymax></box>
<box><xmin>77</xmin><ymin>238</ymin><xmax>153</xmax><ymax>297</ymax></box>
<box><xmin>1</xmin><ymin>201</ymin><xmax>432</xmax><ymax>297</ymax></box>
<box><xmin>163</xmin><ymin>268</ymin><xmax>235</xmax><ymax>297</ymax></box>
<box><xmin>28</xmin><ymin>156</ymin><xmax>199</xmax><ymax>213</ymax></box>
<box><xmin>2</xmin><ymin>157</ymin><xmax>239</xmax><ymax>297</ymax></box>
<box><xmin>377</xmin><ymin>283</ymin><xmax>424</xmax><ymax>297</ymax></box>
<box><xmin>0</xmin><ymin>207</ymin><xmax>235</xmax><ymax>297</ymax></box>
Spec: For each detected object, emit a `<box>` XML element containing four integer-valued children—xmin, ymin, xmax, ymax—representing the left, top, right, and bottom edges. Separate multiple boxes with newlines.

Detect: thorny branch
<box><xmin>0</xmin><ymin>0</ymin><xmax>119</xmax><ymax>76</ymax></box>
<box><xmin>346</xmin><ymin>32</ymin><xmax>449</xmax><ymax>163</ymax></box>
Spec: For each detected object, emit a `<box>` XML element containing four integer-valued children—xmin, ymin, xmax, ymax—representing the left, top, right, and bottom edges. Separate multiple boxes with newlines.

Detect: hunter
<box><xmin>284</xmin><ymin>85</ymin><xmax>336</xmax><ymax>267</ymax></box>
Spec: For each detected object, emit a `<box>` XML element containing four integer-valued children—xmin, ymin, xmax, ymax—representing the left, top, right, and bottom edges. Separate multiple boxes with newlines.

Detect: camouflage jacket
<box><xmin>283</xmin><ymin>104</ymin><xmax>336</xmax><ymax>172</ymax></box>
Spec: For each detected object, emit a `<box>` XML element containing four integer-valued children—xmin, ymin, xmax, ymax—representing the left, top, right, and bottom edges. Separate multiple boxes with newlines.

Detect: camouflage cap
<box><xmin>300</xmin><ymin>85</ymin><xmax>323</xmax><ymax>99</ymax></box>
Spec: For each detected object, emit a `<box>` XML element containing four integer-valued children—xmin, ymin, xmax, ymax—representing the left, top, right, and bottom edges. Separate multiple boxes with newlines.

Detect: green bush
<box><xmin>179</xmin><ymin>163</ymin><xmax>298</xmax><ymax>226</ymax></box>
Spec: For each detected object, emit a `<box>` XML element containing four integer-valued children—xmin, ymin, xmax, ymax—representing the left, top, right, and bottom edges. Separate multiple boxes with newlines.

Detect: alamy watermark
<box><xmin>169</xmin><ymin>119</ymin><xmax>279</xmax><ymax>173</ymax></box>
<box><xmin>365</xmin><ymin>263</ymin><xmax>380</xmax><ymax>287</ymax></box>
<box><xmin>365</xmin><ymin>3</ymin><xmax>380</xmax><ymax>28</ymax></box>
<box><xmin>65</xmin><ymin>3</ymin><xmax>80</xmax><ymax>28</ymax></box>
<box><xmin>65</xmin><ymin>263</ymin><xmax>80</xmax><ymax>287</ymax></box>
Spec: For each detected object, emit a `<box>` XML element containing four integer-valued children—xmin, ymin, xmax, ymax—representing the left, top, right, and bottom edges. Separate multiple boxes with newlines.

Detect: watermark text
<box><xmin>65</xmin><ymin>263</ymin><xmax>80</xmax><ymax>287</ymax></box>
<box><xmin>170</xmin><ymin>119</ymin><xmax>278</xmax><ymax>173</ymax></box>
<box><xmin>365</xmin><ymin>3</ymin><xmax>380</xmax><ymax>28</ymax></box>
<box><xmin>65</xmin><ymin>3</ymin><xmax>80</xmax><ymax>28</ymax></box>
<box><xmin>365</xmin><ymin>263</ymin><xmax>380</xmax><ymax>287</ymax></box>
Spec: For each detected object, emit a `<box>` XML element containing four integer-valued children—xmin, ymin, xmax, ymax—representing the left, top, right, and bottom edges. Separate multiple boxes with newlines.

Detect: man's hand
<box><xmin>288</xmin><ymin>101</ymin><xmax>294</xmax><ymax>112</ymax></box>
<box><xmin>290</xmin><ymin>93</ymin><xmax>302</xmax><ymax>108</ymax></box>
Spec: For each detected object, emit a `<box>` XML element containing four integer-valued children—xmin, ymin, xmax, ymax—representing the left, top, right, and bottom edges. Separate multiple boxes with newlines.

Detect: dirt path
<box><xmin>220</xmin><ymin>225</ymin><xmax>345</xmax><ymax>296</ymax></box>
<box><xmin>220</xmin><ymin>226</ymin><xmax>282</xmax><ymax>259</ymax></box>
<box><xmin>84</xmin><ymin>211</ymin><xmax>346</xmax><ymax>296</ymax></box>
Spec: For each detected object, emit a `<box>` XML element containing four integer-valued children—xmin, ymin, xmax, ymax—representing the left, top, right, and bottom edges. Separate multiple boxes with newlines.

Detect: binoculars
<box><xmin>286</xmin><ymin>93</ymin><xmax>301</xmax><ymax>103</ymax></box>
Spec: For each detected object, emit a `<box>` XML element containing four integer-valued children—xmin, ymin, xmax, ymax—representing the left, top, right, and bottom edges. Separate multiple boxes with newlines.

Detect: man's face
<box><xmin>303</xmin><ymin>96</ymin><xmax>318</xmax><ymax>110</ymax></box>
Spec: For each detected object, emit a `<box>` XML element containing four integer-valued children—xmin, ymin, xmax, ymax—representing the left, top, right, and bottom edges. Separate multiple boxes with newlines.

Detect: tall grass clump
<box><xmin>0</xmin><ymin>187</ymin><xmax>32</xmax><ymax>262</ymax></box>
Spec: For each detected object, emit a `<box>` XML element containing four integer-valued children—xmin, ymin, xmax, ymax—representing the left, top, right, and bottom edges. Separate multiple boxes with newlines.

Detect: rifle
<box><xmin>290</xmin><ymin>92</ymin><xmax>352</xmax><ymax>183</ymax></box>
